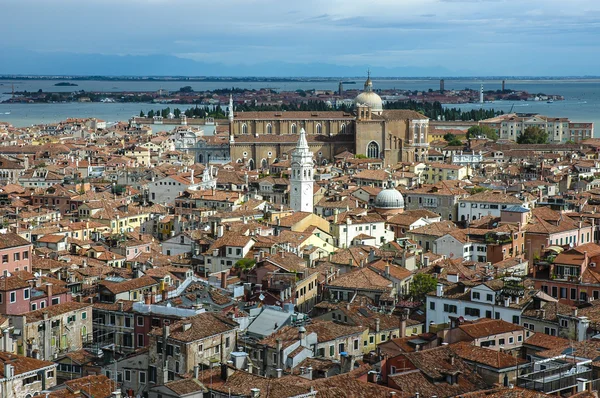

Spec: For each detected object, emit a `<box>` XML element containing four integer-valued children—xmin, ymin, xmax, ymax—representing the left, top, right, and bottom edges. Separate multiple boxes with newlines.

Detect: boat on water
<box><xmin>547</xmin><ymin>100</ymin><xmax>554</xmax><ymax>104</ymax></box>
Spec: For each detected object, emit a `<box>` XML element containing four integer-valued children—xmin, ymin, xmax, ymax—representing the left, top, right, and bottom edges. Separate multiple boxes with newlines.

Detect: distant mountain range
<box><xmin>0</xmin><ymin>48</ymin><xmax>466</xmax><ymax>77</ymax></box>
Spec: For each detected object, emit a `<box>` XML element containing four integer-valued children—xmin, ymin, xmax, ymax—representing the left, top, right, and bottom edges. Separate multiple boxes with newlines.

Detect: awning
<box><xmin>547</xmin><ymin>246</ymin><xmax>565</xmax><ymax>253</ymax></box>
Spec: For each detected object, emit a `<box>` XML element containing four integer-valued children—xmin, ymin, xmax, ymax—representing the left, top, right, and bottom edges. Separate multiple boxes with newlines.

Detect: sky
<box><xmin>2</xmin><ymin>0</ymin><xmax>600</xmax><ymax>76</ymax></box>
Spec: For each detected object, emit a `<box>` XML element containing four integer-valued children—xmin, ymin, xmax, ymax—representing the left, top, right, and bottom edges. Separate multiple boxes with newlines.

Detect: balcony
<box><xmin>517</xmin><ymin>357</ymin><xmax>592</xmax><ymax>394</ymax></box>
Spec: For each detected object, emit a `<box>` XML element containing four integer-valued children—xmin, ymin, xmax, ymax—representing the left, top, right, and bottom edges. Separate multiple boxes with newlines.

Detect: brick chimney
<box><xmin>46</xmin><ymin>283</ymin><xmax>53</xmax><ymax>306</ymax></box>
<box><xmin>221</xmin><ymin>271</ymin><xmax>228</xmax><ymax>289</ymax></box>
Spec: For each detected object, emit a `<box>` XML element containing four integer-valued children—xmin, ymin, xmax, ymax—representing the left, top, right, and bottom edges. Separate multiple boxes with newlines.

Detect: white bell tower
<box><xmin>290</xmin><ymin>128</ymin><xmax>314</xmax><ymax>213</ymax></box>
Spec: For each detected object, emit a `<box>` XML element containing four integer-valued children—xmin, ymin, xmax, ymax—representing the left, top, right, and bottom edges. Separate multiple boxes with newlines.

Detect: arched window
<box><xmin>266</xmin><ymin>123</ymin><xmax>272</xmax><ymax>134</ymax></box>
<box><xmin>291</xmin><ymin>124</ymin><xmax>297</xmax><ymax>134</ymax></box>
<box><xmin>82</xmin><ymin>325</ymin><xmax>87</xmax><ymax>337</ymax></box>
<box><xmin>367</xmin><ymin>141</ymin><xmax>380</xmax><ymax>159</ymax></box>
<box><xmin>248</xmin><ymin>159</ymin><xmax>255</xmax><ymax>170</ymax></box>
<box><xmin>316</xmin><ymin>123</ymin><xmax>322</xmax><ymax>135</ymax></box>
<box><xmin>261</xmin><ymin>159</ymin><xmax>268</xmax><ymax>169</ymax></box>
<box><xmin>341</xmin><ymin>124</ymin><xmax>346</xmax><ymax>134</ymax></box>
<box><xmin>241</xmin><ymin>123</ymin><xmax>248</xmax><ymax>135</ymax></box>
<box><xmin>236</xmin><ymin>158</ymin><xmax>243</xmax><ymax>164</ymax></box>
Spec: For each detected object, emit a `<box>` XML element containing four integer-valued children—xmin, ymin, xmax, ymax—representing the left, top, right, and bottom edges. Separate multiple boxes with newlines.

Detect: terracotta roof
<box><xmin>390</xmin><ymin>345</ymin><xmax>488</xmax><ymax>397</ymax></box>
<box><xmin>0</xmin><ymin>232</ymin><xmax>31</xmax><ymax>249</ymax></box>
<box><xmin>100</xmin><ymin>275</ymin><xmax>158</xmax><ymax>294</ymax></box>
<box><xmin>0</xmin><ymin>351</ymin><xmax>55</xmax><ymax>377</ymax></box>
<box><xmin>24</xmin><ymin>302</ymin><xmax>92</xmax><ymax>322</ymax></box>
<box><xmin>458</xmin><ymin>319</ymin><xmax>524</xmax><ymax>339</ymax></box>
<box><xmin>163</xmin><ymin>378</ymin><xmax>207</xmax><ymax>395</ymax></box>
<box><xmin>450</xmin><ymin>341</ymin><xmax>527</xmax><ymax>369</ymax></box>
<box><xmin>50</xmin><ymin>375</ymin><xmax>113</xmax><ymax>398</ymax></box>
<box><xmin>409</xmin><ymin>220</ymin><xmax>458</xmax><ymax>237</ymax></box>
<box><xmin>524</xmin><ymin>332</ymin><xmax>569</xmax><ymax>351</ymax></box>
<box><xmin>327</xmin><ymin>267</ymin><xmax>392</xmax><ymax>291</ymax></box>
<box><xmin>460</xmin><ymin>190</ymin><xmax>524</xmax><ymax>204</ymax></box>
<box><xmin>149</xmin><ymin>312</ymin><xmax>238</xmax><ymax>342</ymax></box>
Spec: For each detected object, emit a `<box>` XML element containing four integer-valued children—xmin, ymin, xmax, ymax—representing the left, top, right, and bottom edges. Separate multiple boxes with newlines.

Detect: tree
<box><xmin>447</xmin><ymin>139</ymin><xmax>463</xmax><ymax>147</ymax></box>
<box><xmin>409</xmin><ymin>273</ymin><xmax>438</xmax><ymax>301</ymax></box>
<box><xmin>179</xmin><ymin>86</ymin><xmax>194</xmax><ymax>93</ymax></box>
<box><xmin>443</xmin><ymin>133</ymin><xmax>462</xmax><ymax>146</ymax></box>
<box><xmin>517</xmin><ymin>126</ymin><xmax>548</xmax><ymax>144</ymax></box>
<box><xmin>147</xmin><ymin>110</ymin><xmax>155</xmax><ymax>118</ymax></box>
<box><xmin>443</xmin><ymin>133</ymin><xmax>456</xmax><ymax>142</ymax></box>
<box><xmin>355</xmin><ymin>154</ymin><xmax>367</xmax><ymax>159</ymax></box>
<box><xmin>235</xmin><ymin>258</ymin><xmax>256</xmax><ymax>271</ymax></box>
<box><xmin>139</xmin><ymin>110</ymin><xmax>145</xmax><ymax>117</ymax></box>
<box><xmin>467</xmin><ymin>125</ymin><xmax>498</xmax><ymax>141</ymax></box>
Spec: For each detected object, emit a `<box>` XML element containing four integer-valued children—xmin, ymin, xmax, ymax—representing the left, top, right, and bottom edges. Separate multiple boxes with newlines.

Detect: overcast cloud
<box><xmin>2</xmin><ymin>0</ymin><xmax>600</xmax><ymax>75</ymax></box>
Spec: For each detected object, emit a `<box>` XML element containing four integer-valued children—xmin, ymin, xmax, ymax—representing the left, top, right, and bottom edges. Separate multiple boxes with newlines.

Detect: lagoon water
<box><xmin>1</xmin><ymin>78</ymin><xmax>600</xmax><ymax>132</ymax></box>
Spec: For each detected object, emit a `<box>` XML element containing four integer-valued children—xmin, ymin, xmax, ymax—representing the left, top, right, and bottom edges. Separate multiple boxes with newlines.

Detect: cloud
<box><xmin>2</xmin><ymin>0</ymin><xmax>600</xmax><ymax>75</ymax></box>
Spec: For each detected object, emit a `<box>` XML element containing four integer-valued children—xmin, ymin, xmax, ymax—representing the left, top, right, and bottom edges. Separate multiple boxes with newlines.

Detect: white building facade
<box><xmin>426</xmin><ymin>282</ymin><xmax>526</xmax><ymax>332</ymax></box>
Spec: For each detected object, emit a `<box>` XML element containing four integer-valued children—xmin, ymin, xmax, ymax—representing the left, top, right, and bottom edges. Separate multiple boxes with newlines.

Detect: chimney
<box><xmin>298</xmin><ymin>326</ymin><xmax>306</xmax><ymax>341</ymax></box>
<box><xmin>183</xmin><ymin>323</ymin><xmax>192</xmax><ymax>332</ymax></box>
<box><xmin>111</xmin><ymin>392</ymin><xmax>122</xmax><ymax>398</ymax></box>
<box><xmin>250</xmin><ymin>389</ymin><xmax>260</xmax><ymax>398</ymax></box>
<box><xmin>400</xmin><ymin>308</ymin><xmax>409</xmax><ymax>338</ymax></box>
<box><xmin>436</xmin><ymin>283</ymin><xmax>444</xmax><ymax>297</ymax></box>
<box><xmin>385</xmin><ymin>264</ymin><xmax>390</xmax><ymax>277</ymax></box>
<box><xmin>46</xmin><ymin>283</ymin><xmax>53</xmax><ymax>305</ymax></box>
<box><xmin>4</xmin><ymin>363</ymin><xmax>13</xmax><ymax>378</ymax></box>
<box><xmin>375</xmin><ymin>318</ymin><xmax>380</xmax><ymax>333</ymax></box>
<box><xmin>573</xmin><ymin>307</ymin><xmax>578</xmax><ymax>317</ymax></box>
<box><xmin>221</xmin><ymin>271</ymin><xmax>227</xmax><ymax>289</ymax></box>
<box><xmin>144</xmin><ymin>291</ymin><xmax>151</xmax><ymax>305</ymax></box>
<box><xmin>118</xmin><ymin>301</ymin><xmax>124</xmax><ymax>312</ymax></box>
<box><xmin>276</xmin><ymin>368</ymin><xmax>283</xmax><ymax>378</ymax></box>
<box><xmin>194</xmin><ymin>365</ymin><xmax>199</xmax><ymax>379</ymax></box>
<box><xmin>276</xmin><ymin>339</ymin><xmax>282</xmax><ymax>368</ymax></box>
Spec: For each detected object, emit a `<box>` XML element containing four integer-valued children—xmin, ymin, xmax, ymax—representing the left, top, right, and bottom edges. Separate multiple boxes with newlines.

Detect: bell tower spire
<box><xmin>290</xmin><ymin>128</ymin><xmax>314</xmax><ymax>213</ymax></box>
<box><xmin>228</xmin><ymin>94</ymin><xmax>235</xmax><ymax>144</ymax></box>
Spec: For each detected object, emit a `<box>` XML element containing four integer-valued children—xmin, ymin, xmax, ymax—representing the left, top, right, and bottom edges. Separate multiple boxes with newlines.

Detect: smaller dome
<box><xmin>375</xmin><ymin>188</ymin><xmax>405</xmax><ymax>209</ymax></box>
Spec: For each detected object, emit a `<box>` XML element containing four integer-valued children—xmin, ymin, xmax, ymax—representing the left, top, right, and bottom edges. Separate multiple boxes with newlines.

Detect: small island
<box><xmin>54</xmin><ymin>82</ymin><xmax>78</xmax><ymax>87</ymax></box>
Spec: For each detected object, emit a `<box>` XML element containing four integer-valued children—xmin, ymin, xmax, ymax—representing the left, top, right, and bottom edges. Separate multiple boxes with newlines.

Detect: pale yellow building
<box><xmin>423</xmin><ymin>163</ymin><xmax>468</xmax><ymax>183</ymax></box>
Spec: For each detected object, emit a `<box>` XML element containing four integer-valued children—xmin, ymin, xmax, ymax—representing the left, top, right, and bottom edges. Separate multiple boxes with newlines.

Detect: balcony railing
<box><xmin>518</xmin><ymin>362</ymin><xmax>592</xmax><ymax>394</ymax></box>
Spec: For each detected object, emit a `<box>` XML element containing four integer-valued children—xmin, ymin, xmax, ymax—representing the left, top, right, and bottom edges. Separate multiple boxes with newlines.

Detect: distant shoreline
<box><xmin>2</xmin><ymin>75</ymin><xmax>600</xmax><ymax>82</ymax></box>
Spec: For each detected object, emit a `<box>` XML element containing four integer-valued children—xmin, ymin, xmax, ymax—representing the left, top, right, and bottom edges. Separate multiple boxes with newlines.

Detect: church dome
<box><xmin>354</xmin><ymin>91</ymin><xmax>383</xmax><ymax>112</ymax></box>
<box><xmin>374</xmin><ymin>188</ymin><xmax>405</xmax><ymax>209</ymax></box>
<box><xmin>354</xmin><ymin>73</ymin><xmax>383</xmax><ymax>113</ymax></box>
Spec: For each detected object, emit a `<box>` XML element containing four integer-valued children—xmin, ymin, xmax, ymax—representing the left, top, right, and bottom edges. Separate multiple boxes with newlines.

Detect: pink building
<box><xmin>0</xmin><ymin>233</ymin><xmax>33</xmax><ymax>273</ymax></box>
<box><xmin>0</xmin><ymin>273</ymin><xmax>72</xmax><ymax>315</ymax></box>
